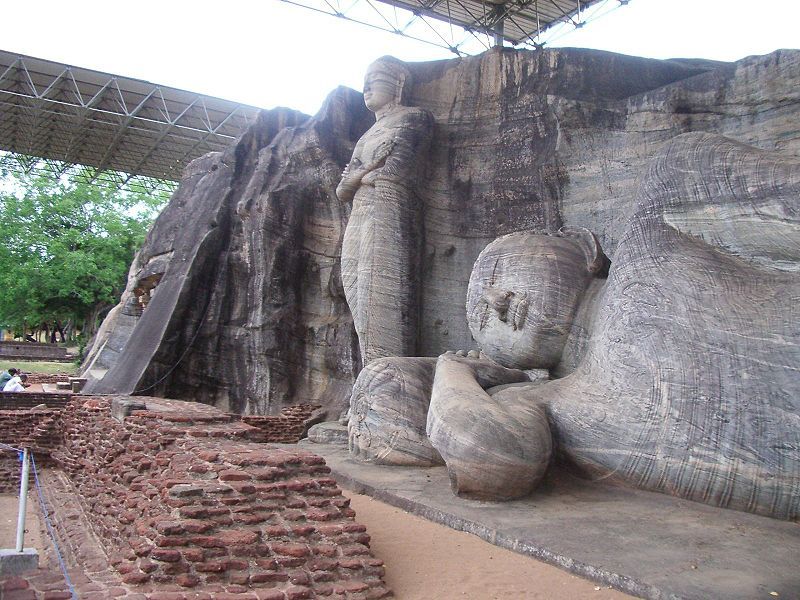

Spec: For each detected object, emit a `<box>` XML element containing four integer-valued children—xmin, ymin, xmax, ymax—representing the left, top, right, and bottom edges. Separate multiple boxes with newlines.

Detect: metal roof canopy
<box><xmin>280</xmin><ymin>0</ymin><xmax>619</xmax><ymax>55</ymax></box>
<box><xmin>0</xmin><ymin>50</ymin><xmax>261</xmax><ymax>191</ymax></box>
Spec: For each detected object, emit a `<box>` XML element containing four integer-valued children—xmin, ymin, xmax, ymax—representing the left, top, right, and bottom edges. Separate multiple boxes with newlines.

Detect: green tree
<box><xmin>0</xmin><ymin>168</ymin><xmax>168</xmax><ymax>340</ymax></box>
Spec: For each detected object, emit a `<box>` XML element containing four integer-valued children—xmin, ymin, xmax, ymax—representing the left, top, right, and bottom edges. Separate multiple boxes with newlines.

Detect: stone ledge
<box><xmin>0</xmin><ymin>549</ymin><xmax>39</xmax><ymax>576</ymax></box>
<box><xmin>302</xmin><ymin>439</ymin><xmax>800</xmax><ymax>600</ymax></box>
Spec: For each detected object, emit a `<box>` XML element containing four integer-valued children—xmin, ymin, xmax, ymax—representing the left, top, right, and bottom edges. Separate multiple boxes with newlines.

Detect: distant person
<box><xmin>0</xmin><ymin>368</ymin><xmax>18</xmax><ymax>388</ymax></box>
<box><xmin>3</xmin><ymin>372</ymin><xmax>28</xmax><ymax>392</ymax></box>
<box><xmin>25</xmin><ymin>334</ymin><xmax>36</xmax><ymax>343</ymax></box>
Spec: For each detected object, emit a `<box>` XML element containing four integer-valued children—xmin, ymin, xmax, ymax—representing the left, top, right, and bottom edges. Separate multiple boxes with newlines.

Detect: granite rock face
<box><xmin>348</xmin><ymin>356</ymin><xmax>442</xmax><ymax>466</ymax></box>
<box><xmin>356</xmin><ymin>132</ymin><xmax>800</xmax><ymax>519</ymax></box>
<box><xmin>84</xmin><ymin>90</ymin><xmax>373</xmax><ymax>417</ymax></box>
<box><xmin>338</xmin><ymin>57</ymin><xmax>434</xmax><ymax>364</ymax></box>
<box><xmin>87</xmin><ymin>48</ymin><xmax>800</xmax><ymax>420</ymax></box>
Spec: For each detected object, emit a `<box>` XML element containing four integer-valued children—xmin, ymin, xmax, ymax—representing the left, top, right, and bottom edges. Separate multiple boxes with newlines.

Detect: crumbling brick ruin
<box><xmin>0</xmin><ymin>405</ymin><xmax>63</xmax><ymax>492</ymax></box>
<box><xmin>243</xmin><ymin>404</ymin><xmax>322</xmax><ymax>444</ymax></box>
<box><xmin>0</xmin><ymin>396</ymin><xmax>390</xmax><ymax>599</ymax></box>
<box><xmin>23</xmin><ymin>373</ymin><xmax>74</xmax><ymax>385</ymax></box>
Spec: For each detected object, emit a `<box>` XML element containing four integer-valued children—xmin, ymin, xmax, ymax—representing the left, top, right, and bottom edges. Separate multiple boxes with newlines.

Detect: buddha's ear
<box><xmin>558</xmin><ymin>227</ymin><xmax>610</xmax><ymax>277</ymax></box>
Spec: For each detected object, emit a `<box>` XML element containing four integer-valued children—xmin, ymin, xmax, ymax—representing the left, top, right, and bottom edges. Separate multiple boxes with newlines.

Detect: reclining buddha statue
<box><xmin>347</xmin><ymin>132</ymin><xmax>800</xmax><ymax>521</ymax></box>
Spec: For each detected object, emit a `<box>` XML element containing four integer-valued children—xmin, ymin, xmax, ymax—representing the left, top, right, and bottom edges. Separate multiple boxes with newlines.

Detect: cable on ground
<box><xmin>30</xmin><ymin>453</ymin><xmax>78</xmax><ymax>600</ymax></box>
<box><xmin>0</xmin><ymin>440</ymin><xmax>22</xmax><ymax>453</ymax></box>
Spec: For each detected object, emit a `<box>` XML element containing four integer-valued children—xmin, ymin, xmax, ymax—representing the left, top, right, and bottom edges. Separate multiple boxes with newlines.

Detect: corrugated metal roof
<box><xmin>0</xmin><ymin>50</ymin><xmax>261</xmax><ymax>185</ymax></box>
<box><xmin>279</xmin><ymin>0</ymin><xmax>610</xmax><ymax>53</ymax></box>
<box><xmin>381</xmin><ymin>0</ymin><xmax>601</xmax><ymax>45</ymax></box>
<box><xmin>0</xmin><ymin>0</ymin><xmax>609</xmax><ymax>189</ymax></box>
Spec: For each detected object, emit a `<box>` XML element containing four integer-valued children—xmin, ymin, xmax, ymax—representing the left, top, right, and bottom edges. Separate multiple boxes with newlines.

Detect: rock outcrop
<box><xmin>86</xmin><ymin>47</ymin><xmax>800</xmax><ymax>417</ymax></box>
<box><xmin>351</xmin><ymin>132</ymin><xmax>800</xmax><ymax>519</ymax></box>
<box><xmin>84</xmin><ymin>90</ymin><xmax>373</xmax><ymax>417</ymax></box>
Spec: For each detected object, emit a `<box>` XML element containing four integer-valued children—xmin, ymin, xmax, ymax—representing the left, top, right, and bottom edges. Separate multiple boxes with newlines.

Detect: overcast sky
<box><xmin>3</xmin><ymin>0</ymin><xmax>799</xmax><ymax>115</ymax></box>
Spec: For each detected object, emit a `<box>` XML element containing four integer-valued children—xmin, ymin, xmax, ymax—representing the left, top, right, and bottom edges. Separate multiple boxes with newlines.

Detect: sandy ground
<box><xmin>348</xmin><ymin>492</ymin><xmax>633</xmax><ymax>599</ymax></box>
<box><xmin>0</xmin><ymin>493</ymin><xmax>44</xmax><ymax>553</ymax></box>
<box><xmin>0</xmin><ymin>491</ymin><xmax>633</xmax><ymax>600</ymax></box>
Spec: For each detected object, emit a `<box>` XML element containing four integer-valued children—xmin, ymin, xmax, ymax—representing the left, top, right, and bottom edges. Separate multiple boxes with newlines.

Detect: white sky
<box><xmin>3</xmin><ymin>0</ymin><xmax>799</xmax><ymax>115</ymax></box>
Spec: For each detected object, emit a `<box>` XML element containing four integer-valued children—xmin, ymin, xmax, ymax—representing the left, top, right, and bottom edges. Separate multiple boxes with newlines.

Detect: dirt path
<box><xmin>0</xmin><ymin>489</ymin><xmax>636</xmax><ymax>599</ymax></box>
<box><xmin>348</xmin><ymin>492</ymin><xmax>633</xmax><ymax>599</ymax></box>
<box><xmin>0</xmin><ymin>493</ymin><xmax>44</xmax><ymax>552</ymax></box>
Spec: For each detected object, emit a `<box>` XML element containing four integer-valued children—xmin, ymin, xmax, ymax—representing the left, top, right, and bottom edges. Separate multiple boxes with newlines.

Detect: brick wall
<box><xmin>38</xmin><ymin>396</ymin><xmax>391</xmax><ymax>598</ymax></box>
<box><xmin>0</xmin><ymin>407</ymin><xmax>64</xmax><ymax>492</ymax></box>
<box><xmin>24</xmin><ymin>373</ymin><xmax>73</xmax><ymax>385</ymax></box>
<box><xmin>0</xmin><ymin>341</ymin><xmax>68</xmax><ymax>360</ymax></box>
<box><xmin>243</xmin><ymin>404</ymin><xmax>322</xmax><ymax>443</ymax></box>
<box><xmin>0</xmin><ymin>392</ymin><xmax>72</xmax><ymax>409</ymax></box>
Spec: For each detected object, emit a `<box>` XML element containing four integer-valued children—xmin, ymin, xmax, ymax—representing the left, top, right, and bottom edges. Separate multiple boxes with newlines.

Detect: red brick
<box><xmin>250</xmin><ymin>571</ymin><xmax>289</xmax><ymax>584</ymax></box>
<box><xmin>176</xmin><ymin>573</ymin><xmax>200</xmax><ymax>587</ymax></box>
<box><xmin>3</xmin><ymin>590</ymin><xmax>36</xmax><ymax>599</ymax></box>
<box><xmin>194</xmin><ymin>560</ymin><xmax>228</xmax><ymax>573</ymax></box>
<box><xmin>121</xmin><ymin>571</ymin><xmax>151</xmax><ymax>584</ymax></box>
<box><xmin>1</xmin><ymin>577</ymin><xmax>29</xmax><ymax>591</ymax></box>
<box><xmin>226</xmin><ymin>559</ymin><xmax>249</xmax><ymax>570</ymax></box>
<box><xmin>163</xmin><ymin>560</ymin><xmax>190</xmax><ymax>575</ymax></box>
<box><xmin>276</xmin><ymin>557</ymin><xmax>306</xmax><ymax>568</ymax></box>
<box><xmin>229</xmin><ymin>572</ymin><xmax>250</xmax><ymax>585</ymax></box>
<box><xmin>131</xmin><ymin>541</ymin><xmax>153</xmax><ymax>556</ymax></box>
<box><xmin>271</xmin><ymin>543</ymin><xmax>310</xmax><ymax>557</ymax></box>
<box><xmin>308</xmin><ymin>558</ymin><xmax>338</xmax><ymax>571</ymax></box>
<box><xmin>229</xmin><ymin>482</ymin><xmax>257</xmax><ymax>494</ymax></box>
<box><xmin>291</xmin><ymin>525</ymin><xmax>316</xmax><ymax>537</ymax></box>
<box><xmin>254</xmin><ymin>591</ymin><xmax>286</xmax><ymax>600</ymax></box>
<box><xmin>289</xmin><ymin>571</ymin><xmax>311</xmax><ymax>585</ymax></box>
<box><xmin>306</xmin><ymin>508</ymin><xmax>336</xmax><ymax>521</ymax></box>
<box><xmin>218</xmin><ymin>529</ymin><xmax>260</xmax><ymax>546</ymax></box>
<box><xmin>338</xmin><ymin>558</ymin><xmax>363</xmax><ymax>569</ymax></box>
<box><xmin>182</xmin><ymin>519</ymin><xmax>215</xmax><ymax>533</ymax></box>
<box><xmin>264</xmin><ymin>525</ymin><xmax>290</xmax><ymax>537</ymax></box>
<box><xmin>155</xmin><ymin>535</ymin><xmax>189</xmax><ymax>547</ymax></box>
<box><xmin>138</xmin><ymin>558</ymin><xmax>158</xmax><ymax>572</ymax></box>
<box><xmin>230</xmin><ymin>544</ymin><xmax>267</xmax><ymax>558</ymax></box>
<box><xmin>218</xmin><ymin>469</ymin><xmax>251</xmax><ymax>481</ymax></box>
<box><xmin>312</xmin><ymin>544</ymin><xmax>338</xmax><ymax>557</ymax></box>
<box><xmin>155</xmin><ymin>520</ymin><xmax>185</xmax><ymax>535</ymax></box>
<box><xmin>179</xmin><ymin>506</ymin><xmax>209</xmax><ymax>519</ymax></box>
<box><xmin>181</xmin><ymin>548</ymin><xmax>205</xmax><ymax>562</ymax></box>
<box><xmin>233</xmin><ymin>512</ymin><xmax>267</xmax><ymax>525</ymax></box>
<box><xmin>190</xmin><ymin>535</ymin><xmax>225</xmax><ymax>548</ymax></box>
<box><xmin>285</xmin><ymin>586</ymin><xmax>312</xmax><ymax>600</ymax></box>
<box><xmin>342</xmin><ymin>544</ymin><xmax>370</xmax><ymax>556</ymax></box>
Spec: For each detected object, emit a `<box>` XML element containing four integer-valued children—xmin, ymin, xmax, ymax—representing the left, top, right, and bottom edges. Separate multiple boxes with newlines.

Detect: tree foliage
<box><xmin>0</xmin><ymin>169</ymin><xmax>168</xmax><ymax>337</ymax></box>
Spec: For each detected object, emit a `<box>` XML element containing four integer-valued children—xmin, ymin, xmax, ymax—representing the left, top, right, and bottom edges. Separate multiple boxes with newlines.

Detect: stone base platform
<box><xmin>0</xmin><ymin>549</ymin><xmax>38</xmax><ymax>576</ymax></box>
<box><xmin>300</xmin><ymin>440</ymin><xmax>800</xmax><ymax>600</ymax></box>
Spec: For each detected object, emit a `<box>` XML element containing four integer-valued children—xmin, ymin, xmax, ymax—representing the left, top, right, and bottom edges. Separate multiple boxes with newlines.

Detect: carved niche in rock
<box><xmin>348</xmin><ymin>132</ymin><xmax>800</xmax><ymax>521</ymax></box>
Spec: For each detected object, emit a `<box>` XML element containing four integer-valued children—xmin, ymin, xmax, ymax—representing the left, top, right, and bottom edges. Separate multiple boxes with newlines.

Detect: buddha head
<box><xmin>363</xmin><ymin>56</ymin><xmax>411</xmax><ymax>113</ymax></box>
<box><xmin>466</xmin><ymin>228</ymin><xmax>609</xmax><ymax>371</ymax></box>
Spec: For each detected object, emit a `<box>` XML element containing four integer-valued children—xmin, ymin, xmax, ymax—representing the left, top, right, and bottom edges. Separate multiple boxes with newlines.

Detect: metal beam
<box><xmin>0</xmin><ymin>50</ymin><xmax>260</xmax><ymax>186</ymax></box>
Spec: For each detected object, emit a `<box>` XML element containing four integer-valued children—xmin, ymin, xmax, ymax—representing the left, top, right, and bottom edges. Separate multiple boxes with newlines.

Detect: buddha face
<box><xmin>363</xmin><ymin>58</ymin><xmax>408</xmax><ymax>113</ymax></box>
<box><xmin>466</xmin><ymin>232</ymin><xmax>593</xmax><ymax>371</ymax></box>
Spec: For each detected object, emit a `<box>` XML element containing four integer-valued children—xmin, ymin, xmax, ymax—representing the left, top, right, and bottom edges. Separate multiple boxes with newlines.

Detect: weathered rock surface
<box><xmin>87</xmin><ymin>48</ymin><xmax>800</xmax><ymax>419</ymax></box>
<box><xmin>359</xmin><ymin>132</ymin><xmax>800</xmax><ymax>519</ymax></box>
<box><xmin>338</xmin><ymin>57</ymin><xmax>434</xmax><ymax>364</ymax></box>
<box><xmin>84</xmin><ymin>91</ymin><xmax>373</xmax><ymax>416</ymax></box>
<box><xmin>349</xmin><ymin>357</ymin><xmax>441</xmax><ymax>466</ymax></box>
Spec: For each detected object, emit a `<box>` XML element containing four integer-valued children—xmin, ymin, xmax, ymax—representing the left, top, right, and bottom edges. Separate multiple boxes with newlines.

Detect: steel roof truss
<box><xmin>0</xmin><ymin>51</ymin><xmax>262</xmax><ymax>185</ymax></box>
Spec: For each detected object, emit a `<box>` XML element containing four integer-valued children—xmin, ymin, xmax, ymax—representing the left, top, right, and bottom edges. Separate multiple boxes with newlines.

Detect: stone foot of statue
<box><xmin>348</xmin><ymin>356</ymin><xmax>443</xmax><ymax>466</ymax></box>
